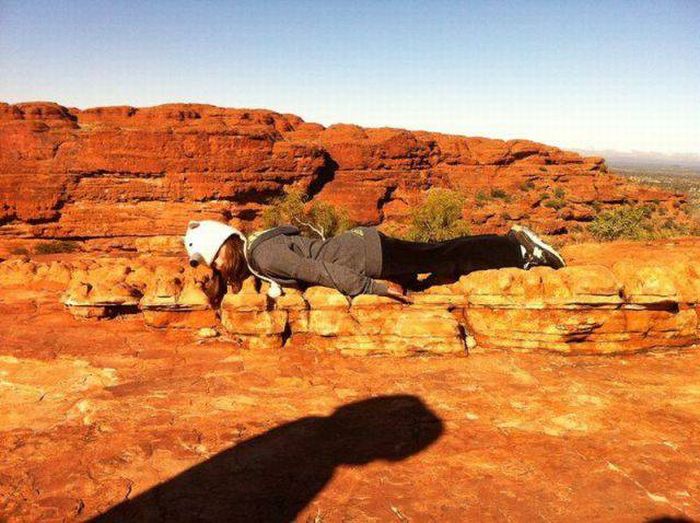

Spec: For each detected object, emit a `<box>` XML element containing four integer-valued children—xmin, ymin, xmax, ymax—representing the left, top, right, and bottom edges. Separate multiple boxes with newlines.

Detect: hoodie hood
<box><xmin>183</xmin><ymin>220</ymin><xmax>282</xmax><ymax>298</ymax></box>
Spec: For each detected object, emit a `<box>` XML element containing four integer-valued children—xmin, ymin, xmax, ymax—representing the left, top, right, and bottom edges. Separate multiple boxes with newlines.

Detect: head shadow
<box><xmin>91</xmin><ymin>394</ymin><xmax>443</xmax><ymax>522</ymax></box>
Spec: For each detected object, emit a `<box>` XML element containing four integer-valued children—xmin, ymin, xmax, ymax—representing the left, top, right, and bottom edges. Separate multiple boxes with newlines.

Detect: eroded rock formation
<box><xmin>1</xmin><ymin>239</ymin><xmax>698</xmax><ymax>356</ymax></box>
<box><xmin>0</xmin><ymin>101</ymin><xmax>685</xmax><ymax>254</ymax></box>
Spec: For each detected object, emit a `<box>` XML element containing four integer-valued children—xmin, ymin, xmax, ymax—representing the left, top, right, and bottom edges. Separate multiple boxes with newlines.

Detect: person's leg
<box><xmin>378</xmin><ymin>232</ymin><xmax>523</xmax><ymax>279</ymax></box>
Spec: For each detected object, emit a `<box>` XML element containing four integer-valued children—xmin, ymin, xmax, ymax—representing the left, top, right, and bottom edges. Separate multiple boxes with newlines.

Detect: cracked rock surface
<box><xmin>0</xmin><ymin>240</ymin><xmax>699</xmax><ymax>521</ymax></box>
<box><xmin>1</xmin><ymin>293</ymin><xmax>699</xmax><ymax>520</ymax></box>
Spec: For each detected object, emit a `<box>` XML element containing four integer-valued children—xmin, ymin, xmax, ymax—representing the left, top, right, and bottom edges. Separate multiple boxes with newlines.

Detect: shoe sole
<box><xmin>511</xmin><ymin>225</ymin><xmax>566</xmax><ymax>269</ymax></box>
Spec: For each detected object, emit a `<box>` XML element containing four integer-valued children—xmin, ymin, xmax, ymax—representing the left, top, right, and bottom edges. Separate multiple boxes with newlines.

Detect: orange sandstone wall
<box><xmin>0</xmin><ymin>101</ymin><xmax>683</xmax><ymax>252</ymax></box>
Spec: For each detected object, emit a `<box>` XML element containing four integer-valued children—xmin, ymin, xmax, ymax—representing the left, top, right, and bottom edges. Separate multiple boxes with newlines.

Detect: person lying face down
<box><xmin>183</xmin><ymin>220</ymin><xmax>566</xmax><ymax>307</ymax></box>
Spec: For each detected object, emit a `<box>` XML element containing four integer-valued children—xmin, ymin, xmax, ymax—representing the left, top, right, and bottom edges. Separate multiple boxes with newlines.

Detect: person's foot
<box><xmin>508</xmin><ymin>225</ymin><xmax>566</xmax><ymax>269</ymax></box>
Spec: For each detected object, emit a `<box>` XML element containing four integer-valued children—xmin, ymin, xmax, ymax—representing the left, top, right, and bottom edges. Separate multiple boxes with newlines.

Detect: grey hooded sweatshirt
<box><xmin>246</xmin><ymin>225</ymin><xmax>388</xmax><ymax>297</ymax></box>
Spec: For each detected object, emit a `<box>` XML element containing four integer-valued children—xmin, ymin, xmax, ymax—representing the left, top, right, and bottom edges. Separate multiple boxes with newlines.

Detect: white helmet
<box><xmin>183</xmin><ymin>220</ymin><xmax>282</xmax><ymax>298</ymax></box>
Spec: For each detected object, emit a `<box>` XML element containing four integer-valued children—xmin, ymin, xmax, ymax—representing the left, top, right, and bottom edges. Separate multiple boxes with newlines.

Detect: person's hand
<box><xmin>385</xmin><ymin>281</ymin><xmax>413</xmax><ymax>304</ymax></box>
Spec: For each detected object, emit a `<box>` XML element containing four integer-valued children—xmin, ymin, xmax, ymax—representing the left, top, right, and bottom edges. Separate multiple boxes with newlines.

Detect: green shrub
<box><xmin>543</xmin><ymin>198</ymin><xmax>566</xmax><ymax>210</ymax></box>
<box><xmin>589</xmin><ymin>203</ymin><xmax>699</xmax><ymax>241</ymax></box>
<box><xmin>474</xmin><ymin>190</ymin><xmax>490</xmax><ymax>207</ymax></box>
<box><xmin>588</xmin><ymin>205</ymin><xmax>654</xmax><ymax>241</ymax></box>
<box><xmin>10</xmin><ymin>247</ymin><xmax>30</xmax><ymax>256</ymax></box>
<box><xmin>262</xmin><ymin>190</ymin><xmax>305</xmax><ymax>227</ymax></box>
<box><xmin>553</xmin><ymin>187</ymin><xmax>566</xmax><ymax>199</ymax></box>
<box><xmin>262</xmin><ymin>190</ymin><xmax>353</xmax><ymax>238</ymax></box>
<box><xmin>519</xmin><ymin>180</ymin><xmax>536</xmax><ymax>192</ymax></box>
<box><xmin>599</xmin><ymin>163</ymin><xmax>608</xmax><ymax>173</ymax></box>
<box><xmin>306</xmin><ymin>200</ymin><xmax>354</xmax><ymax>238</ymax></box>
<box><xmin>490</xmin><ymin>188</ymin><xmax>508</xmax><ymax>199</ymax></box>
<box><xmin>377</xmin><ymin>221</ymin><xmax>408</xmax><ymax>239</ymax></box>
<box><xmin>406</xmin><ymin>188</ymin><xmax>471</xmax><ymax>242</ymax></box>
<box><xmin>34</xmin><ymin>240</ymin><xmax>79</xmax><ymax>255</ymax></box>
<box><xmin>691</xmin><ymin>221</ymin><xmax>700</xmax><ymax>236</ymax></box>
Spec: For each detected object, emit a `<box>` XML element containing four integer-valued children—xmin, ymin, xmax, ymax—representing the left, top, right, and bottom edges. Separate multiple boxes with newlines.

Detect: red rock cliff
<box><xmin>0</xmin><ymin>101</ymin><xmax>682</xmax><ymax>252</ymax></box>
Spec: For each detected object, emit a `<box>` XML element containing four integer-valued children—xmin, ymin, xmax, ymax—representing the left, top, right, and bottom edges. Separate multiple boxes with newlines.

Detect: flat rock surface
<box><xmin>1</xmin><ymin>292</ymin><xmax>698</xmax><ymax>521</ymax></box>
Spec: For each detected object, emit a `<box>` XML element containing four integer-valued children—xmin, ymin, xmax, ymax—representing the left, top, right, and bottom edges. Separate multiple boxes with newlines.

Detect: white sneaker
<box><xmin>508</xmin><ymin>225</ymin><xmax>566</xmax><ymax>269</ymax></box>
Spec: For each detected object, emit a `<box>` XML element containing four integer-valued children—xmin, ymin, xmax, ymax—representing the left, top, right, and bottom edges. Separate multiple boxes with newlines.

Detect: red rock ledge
<box><xmin>1</xmin><ymin>239</ymin><xmax>698</xmax><ymax>356</ymax></box>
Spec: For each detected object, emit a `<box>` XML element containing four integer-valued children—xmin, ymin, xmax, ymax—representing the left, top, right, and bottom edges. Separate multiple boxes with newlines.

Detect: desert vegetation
<box><xmin>33</xmin><ymin>240</ymin><xmax>80</xmax><ymax>255</ymax></box>
<box><xmin>490</xmin><ymin>188</ymin><xmax>509</xmax><ymax>200</ymax></box>
<box><xmin>535</xmin><ymin>186</ymin><xmax>566</xmax><ymax>211</ymax></box>
<box><xmin>519</xmin><ymin>180</ymin><xmax>536</xmax><ymax>192</ymax></box>
<box><xmin>262</xmin><ymin>190</ymin><xmax>354</xmax><ymax>239</ymax></box>
<box><xmin>587</xmin><ymin>203</ymin><xmax>694</xmax><ymax>241</ymax></box>
<box><xmin>403</xmin><ymin>188</ymin><xmax>472</xmax><ymax>242</ymax></box>
<box><xmin>474</xmin><ymin>187</ymin><xmax>513</xmax><ymax>207</ymax></box>
<box><xmin>615</xmin><ymin>168</ymin><xmax>700</xmax><ymax>234</ymax></box>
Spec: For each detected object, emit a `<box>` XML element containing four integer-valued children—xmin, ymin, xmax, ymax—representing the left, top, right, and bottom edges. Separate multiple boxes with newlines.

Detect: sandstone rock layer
<box><xmin>0</xmin><ymin>102</ymin><xmax>685</xmax><ymax>255</ymax></box>
<box><xmin>1</xmin><ymin>239</ymin><xmax>698</xmax><ymax>356</ymax></box>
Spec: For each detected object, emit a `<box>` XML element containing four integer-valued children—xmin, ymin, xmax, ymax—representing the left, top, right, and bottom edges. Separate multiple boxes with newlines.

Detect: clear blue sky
<box><xmin>1</xmin><ymin>0</ymin><xmax>698</xmax><ymax>153</ymax></box>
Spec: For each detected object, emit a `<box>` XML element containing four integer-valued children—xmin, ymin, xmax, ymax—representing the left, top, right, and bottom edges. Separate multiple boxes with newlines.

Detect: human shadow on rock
<box><xmin>91</xmin><ymin>394</ymin><xmax>444</xmax><ymax>523</ymax></box>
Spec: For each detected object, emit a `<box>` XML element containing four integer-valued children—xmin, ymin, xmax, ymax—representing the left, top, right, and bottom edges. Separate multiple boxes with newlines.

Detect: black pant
<box><xmin>378</xmin><ymin>233</ymin><xmax>523</xmax><ymax>279</ymax></box>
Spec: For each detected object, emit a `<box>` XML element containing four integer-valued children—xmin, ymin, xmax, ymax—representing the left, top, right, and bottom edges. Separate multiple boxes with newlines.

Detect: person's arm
<box><xmin>258</xmin><ymin>244</ymin><xmax>379</xmax><ymax>297</ymax></box>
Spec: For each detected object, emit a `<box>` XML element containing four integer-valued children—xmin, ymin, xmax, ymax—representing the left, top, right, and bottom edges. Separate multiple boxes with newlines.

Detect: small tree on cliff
<box><xmin>262</xmin><ymin>190</ymin><xmax>354</xmax><ymax>239</ymax></box>
<box><xmin>406</xmin><ymin>188</ymin><xmax>471</xmax><ymax>242</ymax></box>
